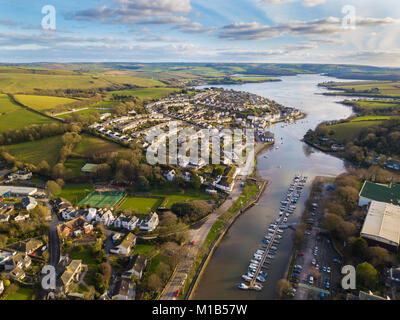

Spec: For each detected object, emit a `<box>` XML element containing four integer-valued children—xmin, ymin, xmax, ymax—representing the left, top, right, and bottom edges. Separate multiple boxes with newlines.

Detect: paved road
<box><xmin>160</xmin><ymin>176</ymin><xmax>246</xmax><ymax>300</ymax></box>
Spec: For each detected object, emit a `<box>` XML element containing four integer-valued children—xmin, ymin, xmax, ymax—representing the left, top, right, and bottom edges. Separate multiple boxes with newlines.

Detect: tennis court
<box><xmin>78</xmin><ymin>190</ymin><xmax>125</xmax><ymax>208</ymax></box>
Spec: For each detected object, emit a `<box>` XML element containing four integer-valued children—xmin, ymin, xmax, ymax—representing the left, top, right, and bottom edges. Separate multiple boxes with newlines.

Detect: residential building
<box><xmin>60</xmin><ymin>260</ymin><xmax>82</xmax><ymax>294</ymax></box>
<box><xmin>86</xmin><ymin>208</ymin><xmax>97</xmax><ymax>223</ymax></box>
<box><xmin>20</xmin><ymin>239</ymin><xmax>43</xmax><ymax>255</ymax></box>
<box><xmin>111</xmin><ymin>278</ymin><xmax>135</xmax><ymax>300</ymax></box>
<box><xmin>21</xmin><ymin>196</ymin><xmax>38</xmax><ymax>211</ymax></box>
<box><xmin>122</xmin><ymin>254</ymin><xmax>147</xmax><ymax>280</ymax></box>
<box><xmin>57</xmin><ymin>216</ymin><xmax>92</xmax><ymax>238</ymax></box>
<box><xmin>4</xmin><ymin>253</ymin><xmax>31</xmax><ymax>272</ymax></box>
<box><xmin>164</xmin><ymin>169</ymin><xmax>176</xmax><ymax>182</ymax></box>
<box><xmin>139</xmin><ymin>212</ymin><xmax>159</xmax><ymax>232</ymax></box>
<box><xmin>6</xmin><ymin>170</ymin><xmax>32</xmax><ymax>182</ymax></box>
<box><xmin>110</xmin><ymin>233</ymin><xmax>136</xmax><ymax>255</ymax></box>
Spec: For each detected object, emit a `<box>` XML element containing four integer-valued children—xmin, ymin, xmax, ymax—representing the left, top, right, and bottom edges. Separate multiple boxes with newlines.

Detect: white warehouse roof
<box><xmin>0</xmin><ymin>186</ymin><xmax>37</xmax><ymax>196</ymax></box>
<box><xmin>361</xmin><ymin>201</ymin><xmax>400</xmax><ymax>247</ymax></box>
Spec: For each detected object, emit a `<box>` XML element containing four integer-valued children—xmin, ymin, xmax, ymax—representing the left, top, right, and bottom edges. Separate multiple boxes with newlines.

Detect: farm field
<box><xmin>101</xmin><ymin>75</ymin><xmax>166</xmax><ymax>87</ymax></box>
<box><xmin>14</xmin><ymin>94</ymin><xmax>77</xmax><ymax>112</ymax></box>
<box><xmin>350</xmin><ymin>115</ymin><xmax>393</xmax><ymax>122</ymax></box>
<box><xmin>59</xmin><ymin>184</ymin><xmax>95</xmax><ymax>204</ymax></box>
<box><xmin>118</xmin><ymin>197</ymin><xmax>163</xmax><ymax>214</ymax></box>
<box><xmin>0</xmin><ymin>95</ymin><xmax>55</xmax><ymax>133</ymax></box>
<box><xmin>329</xmin><ymin>120</ymin><xmax>386</xmax><ymax>142</ymax></box>
<box><xmin>5</xmin><ymin>135</ymin><xmax>64</xmax><ymax>166</ymax></box>
<box><xmin>326</xmin><ymin>81</ymin><xmax>400</xmax><ymax>97</ymax></box>
<box><xmin>346</xmin><ymin>99</ymin><xmax>400</xmax><ymax>111</ymax></box>
<box><xmin>73</xmin><ymin>134</ymin><xmax>126</xmax><ymax>157</ymax></box>
<box><xmin>107</xmin><ymin>87</ymin><xmax>180</xmax><ymax>100</ymax></box>
<box><xmin>231</xmin><ymin>76</ymin><xmax>279</xmax><ymax>82</ymax></box>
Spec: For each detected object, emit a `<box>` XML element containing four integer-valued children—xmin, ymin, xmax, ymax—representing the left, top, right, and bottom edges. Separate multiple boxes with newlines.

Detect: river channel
<box><xmin>193</xmin><ymin>74</ymin><xmax>357</xmax><ymax>300</ymax></box>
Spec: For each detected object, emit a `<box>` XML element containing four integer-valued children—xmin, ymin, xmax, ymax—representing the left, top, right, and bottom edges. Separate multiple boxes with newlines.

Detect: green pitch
<box><xmin>78</xmin><ymin>190</ymin><xmax>125</xmax><ymax>208</ymax></box>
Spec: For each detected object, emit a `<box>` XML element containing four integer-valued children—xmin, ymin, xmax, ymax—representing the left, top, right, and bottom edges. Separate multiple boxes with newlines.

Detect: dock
<box><xmin>240</xmin><ymin>175</ymin><xmax>307</xmax><ymax>291</ymax></box>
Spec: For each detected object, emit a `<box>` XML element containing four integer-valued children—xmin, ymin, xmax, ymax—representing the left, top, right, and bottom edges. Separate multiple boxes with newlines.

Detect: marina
<box><xmin>239</xmin><ymin>175</ymin><xmax>307</xmax><ymax>291</ymax></box>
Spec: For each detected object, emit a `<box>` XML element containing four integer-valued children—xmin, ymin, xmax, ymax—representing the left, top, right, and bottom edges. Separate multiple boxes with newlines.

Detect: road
<box><xmin>160</xmin><ymin>176</ymin><xmax>246</xmax><ymax>300</ymax></box>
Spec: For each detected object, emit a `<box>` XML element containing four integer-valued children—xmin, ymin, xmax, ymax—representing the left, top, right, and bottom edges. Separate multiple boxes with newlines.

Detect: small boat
<box><xmin>254</xmin><ymin>254</ymin><xmax>262</xmax><ymax>260</ymax></box>
<box><xmin>271</xmin><ymin>246</ymin><xmax>278</xmax><ymax>251</ymax></box>
<box><xmin>253</xmin><ymin>284</ymin><xmax>263</xmax><ymax>291</ymax></box>
<box><xmin>260</xmin><ymin>271</ymin><xmax>268</xmax><ymax>278</ymax></box>
<box><xmin>238</xmin><ymin>283</ymin><xmax>249</xmax><ymax>290</ymax></box>
<box><xmin>267</xmin><ymin>255</ymin><xmax>274</xmax><ymax>259</ymax></box>
<box><xmin>250</xmin><ymin>263</ymin><xmax>258</xmax><ymax>269</ymax></box>
<box><xmin>257</xmin><ymin>275</ymin><xmax>266</xmax><ymax>282</ymax></box>
<box><xmin>250</xmin><ymin>259</ymin><xmax>260</xmax><ymax>265</ymax></box>
<box><xmin>262</xmin><ymin>239</ymin><xmax>269</xmax><ymax>244</ymax></box>
<box><xmin>242</xmin><ymin>274</ymin><xmax>252</xmax><ymax>282</ymax></box>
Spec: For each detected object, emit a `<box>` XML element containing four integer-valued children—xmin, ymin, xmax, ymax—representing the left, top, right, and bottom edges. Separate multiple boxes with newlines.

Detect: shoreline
<box><xmin>185</xmin><ymin>141</ymin><xmax>270</xmax><ymax>299</ymax></box>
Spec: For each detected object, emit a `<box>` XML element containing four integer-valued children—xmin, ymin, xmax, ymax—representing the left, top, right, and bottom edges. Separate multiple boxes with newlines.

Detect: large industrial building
<box><xmin>360</xmin><ymin>201</ymin><xmax>400</xmax><ymax>250</ymax></box>
<box><xmin>0</xmin><ymin>186</ymin><xmax>38</xmax><ymax>197</ymax></box>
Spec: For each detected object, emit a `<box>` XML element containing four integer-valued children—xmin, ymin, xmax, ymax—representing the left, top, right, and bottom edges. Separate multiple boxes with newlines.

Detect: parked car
<box><xmin>174</xmin><ymin>290</ymin><xmax>180</xmax><ymax>297</ymax></box>
<box><xmin>309</xmin><ymin>276</ymin><xmax>314</xmax><ymax>284</ymax></box>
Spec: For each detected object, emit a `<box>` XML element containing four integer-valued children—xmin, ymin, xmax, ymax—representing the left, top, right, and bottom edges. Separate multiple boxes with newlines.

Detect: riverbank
<box><xmin>186</xmin><ymin>178</ymin><xmax>268</xmax><ymax>299</ymax></box>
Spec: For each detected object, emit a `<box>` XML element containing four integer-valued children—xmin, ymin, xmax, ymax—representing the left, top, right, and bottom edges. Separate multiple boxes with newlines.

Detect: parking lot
<box><xmin>289</xmin><ymin>187</ymin><xmax>342</xmax><ymax>300</ymax></box>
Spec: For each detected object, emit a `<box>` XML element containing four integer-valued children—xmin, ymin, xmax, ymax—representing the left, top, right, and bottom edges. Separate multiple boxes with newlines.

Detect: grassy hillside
<box><xmin>73</xmin><ymin>134</ymin><xmax>126</xmax><ymax>157</ymax></box>
<box><xmin>329</xmin><ymin>120</ymin><xmax>386</xmax><ymax>143</ymax></box>
<box><xmin>107</xmin><ymin>87</ymin><xmax>180</xmax><ymax>100</ymax></box>
<box><xmin>5</xmin><ymin>135</ymin><xmax>64</xmax><ymax>166</ymax></box>
<box><xmin>0</xmin><ymin>94</ymin><xmax>55</xmax><ymax>133</ymax></box>
<box><xmin>14</xmin><ymin>94</ymin><xmax>77</xmax><ymax>111</ymax></box>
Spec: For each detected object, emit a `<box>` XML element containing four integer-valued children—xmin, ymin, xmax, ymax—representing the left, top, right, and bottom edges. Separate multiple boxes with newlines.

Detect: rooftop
<box><xmin>359</xmin><ymin>181</ymin><xmax>400</xmax><ymax>206</ymax></box>
<box><xmin>361</xmin><ymin>201</ymin><xmax>400</xmax><ymax>247</ymax></box>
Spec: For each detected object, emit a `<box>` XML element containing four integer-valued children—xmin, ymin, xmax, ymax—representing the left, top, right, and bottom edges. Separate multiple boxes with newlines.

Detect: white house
<box><xmin>21</xmin><ymin>197</ymin><xmax>37</xmax><ymax>211</ymax></box>
<box><xmin>164</xmin><ymin>170</ymin><xmax>176</xmax><ymax>182</ymax></box>
<box><xmin>96</xmin><ymin>210</ymin><xmax>115</xmax><ymax>226</ymax></box>
<box><xmin>139</xmin><ymin>212</ymin><xmax>159</xmax><ymax>232</ymax></box>
<box><xmin>86</xmin><ymin>208</ymin><xmax>97</xmax><ymax>223</ymax></box>
<box><xmin>110</xmin><ymin>233</ymin><xmax>136</xmax><ymax>255</ymax></box>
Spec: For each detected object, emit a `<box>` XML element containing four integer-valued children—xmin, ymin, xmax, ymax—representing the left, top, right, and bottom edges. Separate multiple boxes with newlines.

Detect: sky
<box><xmin>0</xmin><ymin>0</ymin><xmax>399</xmax><ymax>66</ymax></box>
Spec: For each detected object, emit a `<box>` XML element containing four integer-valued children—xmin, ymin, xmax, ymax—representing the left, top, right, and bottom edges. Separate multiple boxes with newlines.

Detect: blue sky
<box><xmin>0</xmin><ymin>0</ymin><xmax>399</xmax><ymax>66</ymax></box>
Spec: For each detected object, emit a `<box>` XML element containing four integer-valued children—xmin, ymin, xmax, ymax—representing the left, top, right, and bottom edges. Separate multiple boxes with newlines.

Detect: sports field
<box><xmin>78</xmin><ymin>190</ymin><xmax>125</xmax><ymax>208</ymax></box>
<box><xmin>118</xmin><ymin>197</ymin><xmax>163</xmax><ymax>214</ymax></box>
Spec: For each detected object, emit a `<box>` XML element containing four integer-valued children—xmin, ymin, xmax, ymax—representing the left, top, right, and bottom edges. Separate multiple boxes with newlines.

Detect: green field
<box><xmin>59</xmin><ymin>184</ymin><xmax>95</xmax><ymax>204</ymax></box>
<box><xmin>73</xmin><ymin>134</ymin><xmax>126</xmax><ymax>157</ymax></box>
<box><xmin>0</xmin><ymin>94</ymin><xmax>55</xmax><ymax>133</ymax></box>
<box><xmin>350</xmin><ymin>115</ymin><xmax>393</xmax><ymax>122</ymax></box>
<box><xmin>78</xmin><ymin>190</ymin><xmax>125</xmax><ymax>208</ymax></box>
<box><xmin>149</xmin><ymin>188</ymin><xmax>211</xmax><ymax>209</ymax></box>
<box><xmin>107</xmin><ymin>87</ymin><xmax>180</xmax><ymax>100</ymax></box>
<box><xmin>0</xmin><ymin>67</ymin><xmax>166</xmax><ymax>94</ymax></box>
<box><xmin>14</xmin><ymin>94</ymin><xmax>77</xmax><ymax>111</ymax></box>
<box><xmin>5</xmin><ymin>135</ymin><xmax>64</xmax><ymax>166</ymax></box>
<box><xmin>64</xmin><ymin>158</ymin><xmax>86</xmax><ymax>176</ymax></box>
<box><xmin>329</xmin><ymin>120</ymin><xmax>386</xmax><ymax>142</ymax></box>
<box><xmin>118</xmin><ymin>197</ymin><xmax>163</xmax><ymax>214</ymax></box>
<box><xmin>347</xmin><ymin>99</ymin><xmax>400</xmax><ymax>111</ymax></box>
<box><xmin>5</xmin><ymin>287</ymin><xmax>35</xmax><ymax>300</ymax></box>
<box><xmin>326</xmin><ymin>81</ymin><xmax>400</xmax><ymax>97</ymax></box>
